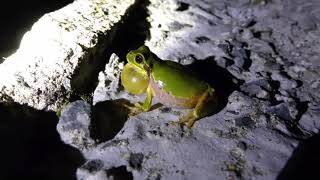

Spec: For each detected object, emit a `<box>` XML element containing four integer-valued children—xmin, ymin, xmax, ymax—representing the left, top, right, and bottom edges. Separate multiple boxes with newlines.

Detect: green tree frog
<box><xmin>121</xmin><ymin>45</ymin><xmax>217</xmax><ymax>128</ymax></box>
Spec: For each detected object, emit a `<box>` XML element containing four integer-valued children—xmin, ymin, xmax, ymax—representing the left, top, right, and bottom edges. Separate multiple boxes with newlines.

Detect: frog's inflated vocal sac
<box><xmin>121</xmin><ymin>45</ymin><xmax>217</xmax><ymax>128</ymax></box>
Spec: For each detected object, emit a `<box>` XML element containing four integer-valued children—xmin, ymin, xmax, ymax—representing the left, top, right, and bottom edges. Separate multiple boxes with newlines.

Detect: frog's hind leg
<box><xmin>179</xmin><ymin>87</ymin><xmax>217</xmax><ymax>128</ymax></box>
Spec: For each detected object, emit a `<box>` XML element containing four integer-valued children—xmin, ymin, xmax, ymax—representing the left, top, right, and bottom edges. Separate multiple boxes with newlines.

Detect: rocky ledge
<box><xmin>1</xmin><ymin>0</ymin><xmax>320</xmax><ymax>179</ymax></box>
<box><xmin>59</xmin><ymin>0</ymin><xmax>320</xmax><ymax>179</ymax></box>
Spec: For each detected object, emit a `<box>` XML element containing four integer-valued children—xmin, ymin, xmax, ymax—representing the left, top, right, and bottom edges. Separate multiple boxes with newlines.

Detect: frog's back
<box><xmin>151</xmin><ymin>60</ymin><xmax>208</xmax><ymax>98</ymax></box>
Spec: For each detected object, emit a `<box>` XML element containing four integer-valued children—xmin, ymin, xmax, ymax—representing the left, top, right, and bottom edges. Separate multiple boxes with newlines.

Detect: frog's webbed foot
<box><xmin>168</xmin><ymin>111</ymin><xmax>196</xmax><ymax>129</ymax></box>
<box><xmin>125</xmin><ymin>86</ymin><xmax>153</xmax><ymax>116</ymax></box>
<box><xmin>122</xmin><ymin>102</ymin><xmax>145</xmax><ymax>116</ymax></box>
<box><xmin>177</xmin><ymin>111</ymin><xmax>197</xmax><ymax>128</ymax></box>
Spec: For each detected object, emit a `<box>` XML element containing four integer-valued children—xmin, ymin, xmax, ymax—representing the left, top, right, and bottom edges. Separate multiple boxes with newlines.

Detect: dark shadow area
<box><xmin>91</xmin><ymin>99</ymin><xmax>131</xmax><ymax>142</ymax></box>
<box><xmin>70</xmin><ymin>0</ymin><xmax>150</xmax><ymax>101</ymax></box>
<box><xmin>80</xmin><ymin>160</ymin><xmax>133</xmax><ymax>179</ymax></box>
<box><xmin>0</xmin><ymin>0</ymin><xmax>73</xmax><ymax>59</ymax></box>
<box><xmin>277</xmin><ymin>133</ymin><xmax>320</xmax><ymax>180</ymax></box>
<box><xmin>129</xmin><ymin>153</ymin><xmax>144</xmax><ymax>170</ymax></box>
<box><xmin>0</xmin><ymin>102</ymin><xmax>85</xmax><ymax>180</ymax></box>
<box><xmin>111</xmin><ymin>0</ymin><xmax>151</xmax><ymax>60</ymax></box>
<box><xmin>90</xmin><ymin>98</ymin><xmax>163</xmax><ymax>143</ymax></box>
<box><xmin>176</xmin><ymin>1</ymin><xmax>190</xmax><ymax>11</ymax></box>
<box><xmin>106</xmin><ymin>166</ymin><xmax>133</xmax><ymax>180</ymax></box>
<box><xmin>187</xmin><ymin>56</ymin><xmax>240</xmax><ymax>112</ymax></box>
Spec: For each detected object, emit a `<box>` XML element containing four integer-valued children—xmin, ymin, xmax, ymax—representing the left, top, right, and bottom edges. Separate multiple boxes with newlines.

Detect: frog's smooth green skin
<box><xmin>121</xmin><ymin>45</ymin><xmax>217</xmax><ymax>128</ymax></box>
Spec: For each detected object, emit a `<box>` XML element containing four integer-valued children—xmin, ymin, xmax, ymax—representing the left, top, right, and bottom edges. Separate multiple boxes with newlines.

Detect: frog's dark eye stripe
<box><xmin>135</xmin><ymin>54</ymin><xmax>143</xmax><ymax>64</ymax></box>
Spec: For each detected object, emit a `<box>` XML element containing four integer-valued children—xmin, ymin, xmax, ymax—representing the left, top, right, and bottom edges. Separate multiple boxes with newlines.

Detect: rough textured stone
<box><xmin>77</xmin><ymin>90</ymin><xmax>298</xmax><ymax>180</ymax></box>
<box><xmin>61</xmin><ymin>0</ymin><xmax>320</xmax><ymax>179</ymax></box>
<box><xmin>14</xmin><ymin>0</ymin><xmax>319</xmax><ymax>179</ymax></box>
<box><xmin>0</xmin><ymin>0</ymin><xmax>135</xmax><ymax>110</ymax></box>
<box><xmin>93</xmin><ymin>53</ymin><xmax>125</xmax><ymax>104</ymax></box>
<box><xmin>57</xmin><ymin>100</ymin><xmax>95</xmax><ymax>150</ymax></box>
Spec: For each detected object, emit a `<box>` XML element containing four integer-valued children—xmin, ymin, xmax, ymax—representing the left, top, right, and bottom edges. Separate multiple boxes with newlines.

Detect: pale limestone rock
<box><xmin>72</xmin><ymin>0</ymin><xmax>320</xmax><ymax>179</ymax></box>
<box><xmin>0</xmin><ymin>0</ymin><xmax>134</xmax><ymax>110</ymax></box>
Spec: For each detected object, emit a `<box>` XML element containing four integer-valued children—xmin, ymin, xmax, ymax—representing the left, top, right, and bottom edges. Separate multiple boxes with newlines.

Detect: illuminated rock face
<box><xmin>57</xmin><ymin>0</ymin><xmax>320</xmax><ymax>179</ymax></box>
<box><xmin>0</xmin><ymin>0</ymin><xmax>134</xmax><ymax>110</ymax></box>
<box><xmin>1</xmin><ymin>0</ymin><xmax>319</xmax><ymax>179</ymax></box>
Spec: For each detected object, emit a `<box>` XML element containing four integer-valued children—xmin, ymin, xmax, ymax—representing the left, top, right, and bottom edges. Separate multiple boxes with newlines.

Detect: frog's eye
<box><xmin>135</xmin><ymin>54</ymin><xmax>144</xmax><ymax>64</ymax></box>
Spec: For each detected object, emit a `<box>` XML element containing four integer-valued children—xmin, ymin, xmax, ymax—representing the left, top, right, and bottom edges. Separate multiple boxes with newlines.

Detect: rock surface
<box><xmin>57</xmin><ymin>100</ymin><xmax>95</xmax><ymax>150</ymax></box>
<box><xmin>57</xmin><ymin>0</ymin><xmax>320</xmax><ymax>179</ymax></box>
<box><xmin>0</xmin><ymin>0</ymin><xmax>134</xmax><ymax>110</ymax></box>
<box><xmin>64</xmin><ymin>54</ymin><xmax>298</xmax><ymax>180</ymax></box>
<box><xmin>3</xmin><ymin>0</ymin><xmax>318</xmax><ymax>179</ymax></box>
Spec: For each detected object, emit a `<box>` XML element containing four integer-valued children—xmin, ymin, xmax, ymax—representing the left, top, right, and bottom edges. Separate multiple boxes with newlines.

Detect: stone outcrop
<box><xmin>0</xmin><ymin>0</ymin><xmax>134</xmax><ymax>110</ymax></box>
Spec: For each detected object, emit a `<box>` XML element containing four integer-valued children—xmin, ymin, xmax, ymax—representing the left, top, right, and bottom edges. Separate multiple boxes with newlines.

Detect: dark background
<box><xmin>0</xmin><ymin>0</ymin><xmax>73</xmax><ymax>58</ymax></box>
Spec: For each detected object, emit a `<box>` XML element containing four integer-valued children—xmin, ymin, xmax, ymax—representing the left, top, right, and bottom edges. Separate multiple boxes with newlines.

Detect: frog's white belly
<box><xmin>149</xmin><ymin>77</ymin><xmax>199</xmax><ymax>109</ymax></box>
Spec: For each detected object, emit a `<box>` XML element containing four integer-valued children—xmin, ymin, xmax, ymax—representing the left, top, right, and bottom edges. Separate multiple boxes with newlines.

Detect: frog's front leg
<box><xmin>179</xmin><ymin>87</ymin><xmax>217</xmax><ymax>128</ymax></box>
<box><xmin>140</xmin><ymin>86</ymin><xmax>153</xmax><ymax>111</ymax></box>
<box><xmin>127</xmin><ymin>86</ymin><xmax>153</xmax><ymax>116</ymax></box>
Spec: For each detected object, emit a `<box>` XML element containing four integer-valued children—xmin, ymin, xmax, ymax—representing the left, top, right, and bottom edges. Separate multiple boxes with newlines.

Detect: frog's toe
<box><xmin>178</xmin><ymin>117</ymin><xmax>189</xmax><ymax>124</ymax></box>
<box><xmin>129</xmin><ymin>108</ymin><xmax>143</xmax><ymax>116</ymax></box>
<box><xmin>122</xmin><ymin>103</ymin><xmax>144</xmax><ymax>116</ymax></box>
<box><xmin>168</xmin><ymin>120</ymin><xmax>179</xmax><ymax>126</ymax></box>
<box><xmin>168</xmin><ymin>120</ymin><xmax>186</xmax><ymax>129</ymax></box>
<box><xmin>134</xmin><ymin>102</ymin><xmax>143</xmax><ymax>108</ymax></box>
<box><xmin>186</xmin><ymin>118</ymin><xmax>196</xmax><ymax>128</ymax></box>
<box><xmin>178</xmin><ymin>112</ymin><xmax>197</xmax><ymax>128</ymax></box>
<box><xmin>180</xmin><ymin>117</ymin><xmax>196</xmax><ymax>128</ymax></box>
